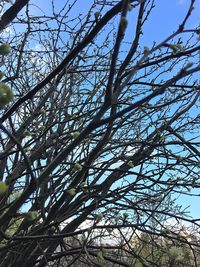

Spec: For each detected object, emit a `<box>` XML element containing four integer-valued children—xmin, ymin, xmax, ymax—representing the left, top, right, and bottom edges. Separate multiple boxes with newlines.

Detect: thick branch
<box><xmin>0</xmin><ymin>0</ymin><xmax>29</xmax><ymax>32</ymax></box>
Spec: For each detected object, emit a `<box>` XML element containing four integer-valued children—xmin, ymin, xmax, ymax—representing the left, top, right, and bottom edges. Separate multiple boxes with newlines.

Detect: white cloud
<box><xmin>60</xmin><ymin>218</ymin><xmax>135</xmax><ymax>245</ymax></box>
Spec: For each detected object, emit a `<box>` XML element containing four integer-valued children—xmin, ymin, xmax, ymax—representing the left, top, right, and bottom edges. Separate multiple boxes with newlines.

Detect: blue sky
<box><xmin>25</xmin><ymin>0</ymin><xmax>200</xmax><ymax>30</ymax></box>
<box><xmin>6</xmin><ymin>0</ymin><xmax>199</xmax><ymax>48</ymax></box>
<box><xmin>2</xmin><ymin>0</ymin><xmax>199</xmax><ymax>220</ymax></box>
<box><xmin>23</xmin><ymin>0</ymin><xmax>200</xmax><ymax>219</ymax></box>
<box><xmin>32</xmin><ymin>0</ymin><xmax>200</xmax><ymax>29</ymax></box>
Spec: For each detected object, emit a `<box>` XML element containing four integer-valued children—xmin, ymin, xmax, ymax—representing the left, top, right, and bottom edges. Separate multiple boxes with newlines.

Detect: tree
<box><xmin>0</xmin><ymin>0</ymin><xmax>199</xmax><ymax>266</ymax></box>
<box><xmin>130</xmin><ymin>231</ymin><xmax>198</xmax><ymax>267</ymax></box>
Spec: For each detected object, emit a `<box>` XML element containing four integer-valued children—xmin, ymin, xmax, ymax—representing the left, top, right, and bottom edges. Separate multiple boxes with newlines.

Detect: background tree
<box><xmin>0</xmin><ymin>0</ymin><xmax>199</xmax><ymax>266</ymax></box>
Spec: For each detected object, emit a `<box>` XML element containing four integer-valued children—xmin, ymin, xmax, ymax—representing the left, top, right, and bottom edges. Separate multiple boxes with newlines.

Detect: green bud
<box><xmin>51</xmin><ymin>133</ymin><xmax>59</xmax><ymax>139</ymax></box>
<box><xmin>97</xmin><ymin>250</ymin><xmax>105</xmax><ymax>266</ymax></box>
<box><xmin>114</xmin><ymin>215</ymin><xmax>120</xmax><ymax>222</ymax></box>
<box><xmin>70</xmin><ymin>131</ymin><xmax>80</xmax><ymax>139</ymax></box>
<box><xmin>97</xmin><ymin>250</ymin><xmax>103</xmax><ymax>258</ymax></box>
<box><xmin>0</xmin><ymin>181</ymin><xmax>8</xmax><ymax>195</ymax></box>
<box><xmin>120</xmin><ymin>17</ymin><xmax>128</xmax><ymax>32</ymax></box>
<box><xmin>81</xmin><ymin>235</ymin><xmax>87</xmax><ymax>242</ymax></box>
<box><xmin>38</xmin><ymin>126</ymin><xmax>45</xmax><ymax>132</ymax></box>
<box><xmin>41</xmin><ymin>108</ymin><xmax>45</xmax><ymax>115</ymax></box>
<box><xmin>94</xmin><ymin>11</ymin><xmax>100</xmax><ymax>19</ymax></box>
<box><xmin>176</xmin><ymin>44</ymin><xmax>182</xmax><ymax>50</ymax></box>
<box><xmin>123</xmin><ymin>212</ymin><xmax>128</xmax><ymax>219</ymax></box>
<box><xmin>106</xmin><ymin>228</ymin><xmax>113</xmax><ymax>234</ymax></box>
<box><xmin>160</xmin><ymin>135</ymin><xmax>166</xmax><ymax>142</ymax></box>
<box><xmin>185</xmin><ymin>62</ymin><xmax>193</xmax><ymax>69</ymax></box>
<box><xmin>67</xmin><ymin>188</ymin><xmax>76</xmax><ymax>196</ymax></box>
<box><xmin>25</xmin><ymin>211</ymin><xmax>38</xmax><ymax>221</ymax></box>
<box><xmin>72</xmin><ymin>163</ymin><xmax>82</xmax><ymax>172</ymax></box>
<box><xmin>9</xmin><ymin>191</ymin><xmax>21</xmax><ymax>203</ymax></box>
<box><xmin>157</xmin><ymin>130</ymin><xmax>161</xmax><ymax>136</ymax></box>
<box><xmin>0</xmin><ymin>71</ymin><xmax>4</xmax><ymax>80</ymax></box>
<box><xmin>127</xmin><ymin>4</ymin><xmax>133</xmax><ymax>11</ymax></box>
<box><xmin>0</xmin><ymin>43</ymin><xmax>10</xmax><ymax>55</ymax></box>
<box><xmin>96</xmin><ymin>212</ymin><xmax>103</xmax><ymax>222</ymax></box>
<box><xmin>24</xmin><ymin>131</ymin><xmax>32</xmax><ymax>137</ymax></box>
<box><xmin>0</xmin><ymin>83</ymin><xmax>13</xmax><ymax>107</ymax></box>
<box><xmin>170</xmin><ymin>44</ymin><xmax>182</xmax><ymax>54</ymax></box>
<box><xmin>144</xmin><ymin>46</ymin><xmax>150</xmax><ymax>54</ymax></box>
<box><xmin>80</xmin><ymin>181</ymin><xmax>87</xmax><ymax>188</ymax></box>
<box><xmin>88</xmin><ymin>92</ymin><xmax>93</xmax><ymax>97</ymax></box>
<box><xmin>101</xmin><ymin>248</ymin><xmax>106</xmax><ymax>255</ymax></box>
<box><xmin>127</xmin><ymin>160</ymin><xmax>134</xmax><ymax>167</ymax></box>
<box><xmin>48</xmin><ymin>226</ymin><xmax>56</xmax><ymax>234</ymax></box>
<box><xmin>18</xmin><ymin>230</ymin><xmax>25</xmax><ymax>235</ymax></box>
<box><xmin>71</xmin><ymin>114</ymin><xmax>77</xmax><ymax>119</ymax></box>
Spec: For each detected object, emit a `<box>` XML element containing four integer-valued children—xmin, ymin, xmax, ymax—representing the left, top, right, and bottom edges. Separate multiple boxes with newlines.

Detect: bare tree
<box><xmin>0</xmin><ymin>0</ymin><xmax>199</xmax><ymax>266</ymax></box>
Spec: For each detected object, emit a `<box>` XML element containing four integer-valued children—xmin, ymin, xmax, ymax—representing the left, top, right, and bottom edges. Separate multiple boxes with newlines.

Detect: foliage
<box><xmin>132</xmin><ymin>232</ymin><xmax>196</xmax><ymax>267</ymax></box>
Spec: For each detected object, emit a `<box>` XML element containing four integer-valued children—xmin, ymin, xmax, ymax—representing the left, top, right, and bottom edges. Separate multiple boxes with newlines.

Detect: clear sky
<box><xmin>24</xmin><ymin>0</ymin><xmax>200</xmax><ymax>220</ymax></box>
<box><xmin>30</xmin><ymin>0</ymin><xmax>200</xmax><ymax>30</ymax></box>
<box><xmin>3</xmin><ymin>0</ymin><xmax>200</xmax><ymax>220</ymax></box>
<box><xmin>32</xmin><ymin>0</ymin><xmax>200</xmax><ymax>28</ymax></box>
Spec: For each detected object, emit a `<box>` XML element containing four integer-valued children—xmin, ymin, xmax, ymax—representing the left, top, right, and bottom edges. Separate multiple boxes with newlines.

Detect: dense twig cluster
<box><xmin>0</xmin><ymin>0</ymin><xmax>199</xmax><ymax>266</ymax></box>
